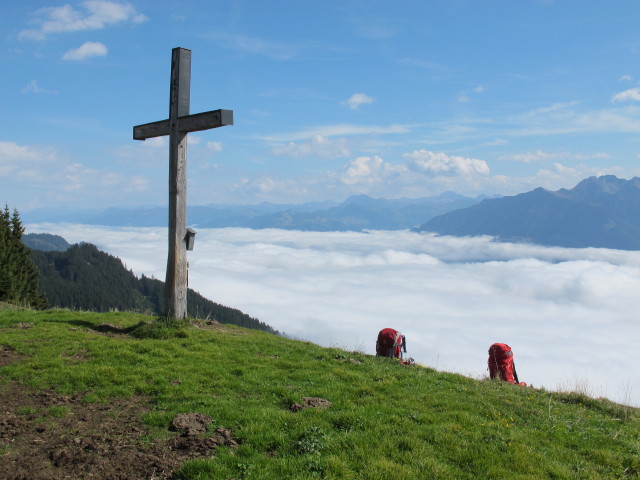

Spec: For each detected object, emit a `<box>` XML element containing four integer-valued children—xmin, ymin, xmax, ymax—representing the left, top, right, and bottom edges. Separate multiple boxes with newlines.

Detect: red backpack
<box><xmin>488</xmin><ymin>343</ymin><xmax>522</xmax><ymax>384</ymax></box>
<box><xmin>376</xmin><ymin>328</ymin><xmax>406</xmax><ymax>359</ymax></box>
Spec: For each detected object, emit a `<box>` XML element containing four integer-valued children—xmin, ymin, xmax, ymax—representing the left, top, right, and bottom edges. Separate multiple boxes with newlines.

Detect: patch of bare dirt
<box><xmin>290</xmin><ymin>397</ymin><xmax>332</xmax><ymax>412</ymax></box>
<box><xmin>198</xmin><ymin>321</ymin><xmax>247</xmax><ymax>336</ymax></box>
<box><xmin>170</xmin><ymin>412</ymin><xmax>212</xmax><ymax>436</ymax></box>
<box><xmin>0</xmin><ymin>345</ymin><xmax>23</xmax><ymax>367</ymax></box>
<box><xmin>0</xmin><ymin>383</ymin><xmax>238</xmax><ymax>480</ymax></box>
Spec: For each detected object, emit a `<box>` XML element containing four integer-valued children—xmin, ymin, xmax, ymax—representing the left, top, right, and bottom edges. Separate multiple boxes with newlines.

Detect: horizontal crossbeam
<box><xmin>133</xmin><ymin>109</ymin><xmax>234</xmax><ymax>140</ymax></box>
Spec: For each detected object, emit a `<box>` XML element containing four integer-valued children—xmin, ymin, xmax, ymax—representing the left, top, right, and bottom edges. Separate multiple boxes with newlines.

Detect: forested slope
<box><xmin>29</xmin><ymin>243</ymin><xmax>277</xmax><ymax>334</ymax></box>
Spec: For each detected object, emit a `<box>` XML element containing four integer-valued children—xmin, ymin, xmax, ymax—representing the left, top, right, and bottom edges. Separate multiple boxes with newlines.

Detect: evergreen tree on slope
<box><xmin>0</xmin><ymin>205</ymin><xmax>47</xmax><ymax>309</ymax></box>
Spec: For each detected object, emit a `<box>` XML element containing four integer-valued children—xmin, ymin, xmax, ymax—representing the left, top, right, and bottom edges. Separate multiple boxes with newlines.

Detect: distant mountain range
<box><xmin>417</xmin><ymin>175</ymin><xmax>640</xmax><ymax>250</ymax></box>
<box><xmin>23</xmin><ymin>192</ymin><xmax>484</xmax><ymax>231</ymax></box>
<box><xmin>23</xmin><ymin>175</ymin><xmax>640</xmax><ymax>250</ymax></box>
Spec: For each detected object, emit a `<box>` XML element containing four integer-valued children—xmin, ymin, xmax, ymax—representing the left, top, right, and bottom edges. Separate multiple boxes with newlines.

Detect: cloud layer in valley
<box><xmin>28</xmin><ymin>224</ymin><xmax>640</xmax><ymax>407</ymax></box>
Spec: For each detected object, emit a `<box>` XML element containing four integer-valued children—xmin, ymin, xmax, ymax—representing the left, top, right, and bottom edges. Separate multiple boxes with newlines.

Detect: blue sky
<box><xmin>2</xmin><ymin>0</ymin><xmax>640</xmax><ymax>210</ymax></box>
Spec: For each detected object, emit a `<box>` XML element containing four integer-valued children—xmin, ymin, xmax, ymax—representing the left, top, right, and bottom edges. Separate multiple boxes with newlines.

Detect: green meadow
<box><xmin>1</xmin><ymin>305</ymin><xmax>639</xmax><ymax>479</ymax></box>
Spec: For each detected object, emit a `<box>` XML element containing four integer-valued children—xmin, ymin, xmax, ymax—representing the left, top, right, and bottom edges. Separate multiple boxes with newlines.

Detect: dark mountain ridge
<box><xmin>418</xmin><ymin>175</ymin><xmax>640</xmax><ymax>250</ymax></box>
<box><xmin>23</xmin><ymin>233</ymin><xmax>70</xmax><ymax>252</ymax></box>
<box><xmin>28</xmin><ymin>242</ymin><xmax>278</xmax><ymax>334</ymax></box>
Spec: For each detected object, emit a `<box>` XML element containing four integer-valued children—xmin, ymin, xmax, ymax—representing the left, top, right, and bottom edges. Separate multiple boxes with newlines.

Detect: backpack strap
<box><xmin>393</xmin><ymin>332</ymin><xmax>403</xmax><ymax>358</ymax></box>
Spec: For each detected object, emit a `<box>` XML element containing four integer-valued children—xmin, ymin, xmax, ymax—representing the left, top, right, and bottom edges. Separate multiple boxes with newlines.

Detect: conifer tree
<box><xmin>0</xmin><ymin>206</ymin><xmax>11</xmax><ymax>297</ymax></box>
<box><xmin>0</xmin><ymin>205</ymin><xmax>47</xmax><ymax>309</ymax></box>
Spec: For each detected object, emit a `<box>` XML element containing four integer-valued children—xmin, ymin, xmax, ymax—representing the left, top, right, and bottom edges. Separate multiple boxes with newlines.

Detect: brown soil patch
<box><xmin>170</xmin><ymin>412</ymin><xmax>212</xmax><ymax>436</ymax></box>
<box><xmin>0</xmin><ymin>345</ymin><xmax>23</xmax><ymax>367</ymax></box>
<box><xmin>199</xmin><ymin>321</ymin><xmax>247</xmax><ymax>336</ymax></box>
<box><xmin>290</xmin><ymin>397</ymin><xmax>332</xmax><ymax>412</ymax></box>
<box><xmin>0</xmin><ymin>383</ymin><xmax>237</xmax><ymax>480</ymax></box>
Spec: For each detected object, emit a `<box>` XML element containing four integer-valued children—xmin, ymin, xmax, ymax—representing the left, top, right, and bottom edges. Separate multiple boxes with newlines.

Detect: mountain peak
<box><xmin>419</xmin><ymin>175</ymin><xmax>640</xmax><ymax>250</ymax></box>
<box><xmin>572</xmin><ymin>175</ymin><xmax>634</xmax><ymax>195</ymax></box>
<box><xmin>341</xmin><ymin>194</ymin><xmax>375</xmax><ymax>206</ymax></box>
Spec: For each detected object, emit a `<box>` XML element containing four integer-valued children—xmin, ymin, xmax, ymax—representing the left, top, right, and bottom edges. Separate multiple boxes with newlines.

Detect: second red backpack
<box><xmin>488</xmin><ymin>343</ymin><xmax>520</xmax><ymax>384</ymax></box>
<box><xmin>376</xmin><ymin>328</ymin><xmax>406</xmax><ymax>358</ymax></box>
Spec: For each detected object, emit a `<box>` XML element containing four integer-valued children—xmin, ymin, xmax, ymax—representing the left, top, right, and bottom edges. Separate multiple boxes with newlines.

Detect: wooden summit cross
<box><xmin>133</xmin><ymin>47</ymin><xmax>233</xmax><ymax>319</ymax></box>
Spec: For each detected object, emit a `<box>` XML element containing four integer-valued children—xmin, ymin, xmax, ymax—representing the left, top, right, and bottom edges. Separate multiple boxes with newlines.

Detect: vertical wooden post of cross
<box><xmin>133</xmin><ymin>48</ymin><xmax>233</xmax><ymax>319</ymax></box>
<box><xmin>166</xmin><ymin>48</ymin><xmax>189</xmax><ymax>320</ymax></box>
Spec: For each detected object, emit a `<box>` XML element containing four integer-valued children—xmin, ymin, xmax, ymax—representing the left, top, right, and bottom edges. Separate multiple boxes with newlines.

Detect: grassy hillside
<box><xmin>1</xmin><ymin>306</ymin><xmax>639</xmax><ymax>479</ymax></box>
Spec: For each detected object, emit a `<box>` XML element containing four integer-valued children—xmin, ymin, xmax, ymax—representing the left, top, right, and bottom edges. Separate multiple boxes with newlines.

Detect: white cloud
<box><xmin>216</xmin><ymin>149</ymin><xmax>508</xmax><ymax>202</ymax></box>
<box><xmin>187</xmin><ymin>135</ymin><xmax>201</xmax><ymax>146</ymax></box>
<box><xmin>536</xmin><ymin>162</ymin><xmax>582</xmax><ymax>180</ymax></box>
<box><xmin>519</xmin><ymin>101</ymin><xmax>580</xmax><ymax>118</ymax></box>
<box><xmin>26</xmin><ymin>225</ymin><xmax>640</xmax><ymax>407</ymax></box>
<box><xmin>344</xmin><ymin>93</ymin><xmax>375</xmax><ymax>110</ymax></box>
<box><xmin>62</xmin><ymin>41</ymin><xmax>108</xmax><ymax>60</ymax></box>
<box><xmin>619</xmin><ymin>75</ymin><xmax>633</xmax><ymax>82</ymax></box>
<box><xmin>507</xmin><ymin>101</ymin><xmax>640</xmax><ymax>136</ymax></box>
<box><xmin>457</xmin><ymin>85</ymin><xmax>484</xmax><ymax>102</ymax></box>
<box><xmin>336</xmin><ymin>151</ymin><xmax>495</xmax><ymax>194</ymax></box>
<box><xmin>206</xmin><ymin>32</ymin><xmax>300</xmax><ymax>60</ymax></box>
<box><xmin>271</xmin><ymin>135</ymin><xmax>351</xmax><ymax>158</ymax></box>
<box><xmin>484</xmin><ymin>139</ymin><xmax>508</xmax><ymax>147</ymax></box>
<box><xmin>501</xmin><ymin>150</ymin><xmax>611</xmax><ymax>163</ymax></box>
<box><xmin>57</xmin><ymin>160</ymin><xmax>144</xmax><ymax>195</ymax></box>
<box><xmin>502</xmin><ymin>150</ymin><xmax>560</xmax><ymax>163</ymax></box>
<box><xmin>0</xmin><ymin>141</ymin><xmax>58</xmax><ymax>177</ymax></box>
<box><xmin>261</xmin><ymin>123</ymin><xmax>413</xmax><ymax>142</ymax></box>
<box><xmin>123</xmin><ymin>175</ymin><xmax>149</xmax><ymax>192</ymax></box>
<box><xmin>419</xmin><ymin>99</ymin><xmax>640</xmax><ymax>147</ymax></box>
<box><xmin>403</xmin><ymin>149</ymin><xmax>490</xmax><ymax>176</ymax></box>
<box><xmin>612</xmin><ymin>87</ymin><xmax>640</xmax><ymax>103</ymax></box>
<box><xmin>21</xmin><ymin>80</ymin><xmax>58</xmax><ymax>94</ymax></box>
<box><xmin>207</xmin><ymin>141</ymin><xmax>223</xmax><ymax>152</ymax></box>
<box><xmin>231</xmin><ymin>176</ymin><xmax>310</xmax><ymax>199</ymax></box>
<box><xmin>341</xmin><ymin>156</ymin><xmax>384</xmax><ymax>185</ymax></box>
<box><xmin>0</xmin><ymin>141</ymin><xmax>153</xmax><ymax>209</ymax></box>
<box><xmin>338</xmin><ymin>155</ymin><xmax>412</xmax><ymax>191</ymax></box>
<box><xmin>142</xmin><ymin>137</ymin><xmax>165</xmax><ymax>148</ymax></box>
<box><xmin>20</xmin><ymin>0</ymin><xmax>147</xmax><ymax>40</ymax></box>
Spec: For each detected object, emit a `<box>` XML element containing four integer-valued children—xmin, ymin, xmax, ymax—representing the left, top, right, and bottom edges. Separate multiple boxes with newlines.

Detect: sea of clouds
<box><xmin>28</xmin><ymin>224</ymin><xmax>640</xmax><ymax>407</ymax></box>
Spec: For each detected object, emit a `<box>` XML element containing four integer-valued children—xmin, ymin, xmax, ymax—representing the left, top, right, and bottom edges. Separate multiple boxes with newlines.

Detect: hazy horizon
<box><xmin>27</xmin><ymin>223</ymin><xmax>640</xmax><ymax>407</ymax></box>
